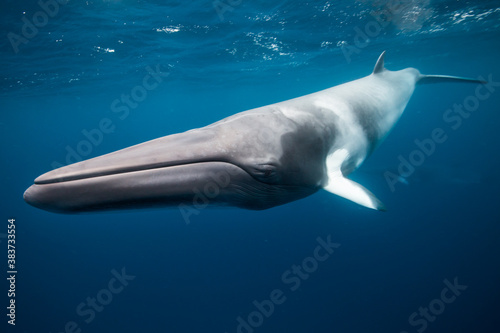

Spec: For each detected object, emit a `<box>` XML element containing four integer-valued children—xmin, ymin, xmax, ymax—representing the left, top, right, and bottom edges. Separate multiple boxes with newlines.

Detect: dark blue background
<box><xmin>1</xmin><ymin>1</ymin><xmax>500</xmax><ymax>332</ymax></box>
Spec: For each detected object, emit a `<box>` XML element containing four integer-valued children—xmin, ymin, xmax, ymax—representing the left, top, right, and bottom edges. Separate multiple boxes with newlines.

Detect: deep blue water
<box><xmin>2</xmin><ymin>0</ymin><xmax>500</xmax><ymax>332</ymax></box>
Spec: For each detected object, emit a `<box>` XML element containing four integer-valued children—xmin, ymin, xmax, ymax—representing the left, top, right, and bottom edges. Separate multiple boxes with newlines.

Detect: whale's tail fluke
<box><xmin>372</xmin><ymin>50</ymin><xmax>487</xmax><ymax>85</ymax></box>
<box><xmin>417</xmin><ymin>74</ymin><xmax>487</xmax><ymax>85</ymax></box>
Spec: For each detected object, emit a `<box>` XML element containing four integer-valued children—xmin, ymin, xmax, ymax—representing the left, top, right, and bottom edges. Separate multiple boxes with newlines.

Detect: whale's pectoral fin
<box><xmin>323</xmin><ymin>149</ymin><xmax>386</xmax><ymax>211</ymax></box>
<box><xmin>324</xmin><ymin>177</ymin><xmax>386</xmax><ymax>211</ymax></box>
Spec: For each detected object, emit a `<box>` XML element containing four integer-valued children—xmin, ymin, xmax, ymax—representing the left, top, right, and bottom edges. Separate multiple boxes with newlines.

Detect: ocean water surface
<box><xmin>1</xmin><ymin>0</ymin><xmax>500</xmax><ymax>332</ymax></box>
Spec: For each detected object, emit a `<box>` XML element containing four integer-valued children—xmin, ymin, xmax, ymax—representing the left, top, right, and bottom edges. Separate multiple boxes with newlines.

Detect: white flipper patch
<box><xmin>323</xmin><ymin>149</ymin><xmax>386</xmax><ymax>211</ymax></box>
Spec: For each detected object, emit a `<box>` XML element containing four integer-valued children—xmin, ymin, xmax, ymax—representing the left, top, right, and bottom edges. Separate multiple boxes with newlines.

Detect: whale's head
<box><xmin>24</xmin><ymin>109</ymin><xmax>333</xmax><ymax>213</ymax></box>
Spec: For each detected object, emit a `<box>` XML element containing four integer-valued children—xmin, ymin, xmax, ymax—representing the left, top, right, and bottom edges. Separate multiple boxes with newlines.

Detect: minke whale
<box><xmin>24</xmin><ymin>51</ymin><xmax>485</xmax><ymax>213</ymax></box>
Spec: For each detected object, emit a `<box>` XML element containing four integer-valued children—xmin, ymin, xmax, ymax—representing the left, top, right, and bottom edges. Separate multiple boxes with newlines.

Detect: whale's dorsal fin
<box><xmin>323</xmin><ymin>149</ymin><xmax>386</xmax><ymax>211</ymax></box>
<box><xmin>373</xmin><ymin>51</ymin><xmax>386</xmax><ymax>74</ymax></box>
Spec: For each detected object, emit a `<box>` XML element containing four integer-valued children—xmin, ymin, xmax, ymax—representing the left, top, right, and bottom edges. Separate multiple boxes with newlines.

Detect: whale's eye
<box><xmin>249</xmin><ymin>162</ymin><xmax>280</xmax><ymax>183</ymax></box>
<box><xmin>259</xmin><ymin>164</ymin><xmax>276</xmax><ymax>177</ymax></box>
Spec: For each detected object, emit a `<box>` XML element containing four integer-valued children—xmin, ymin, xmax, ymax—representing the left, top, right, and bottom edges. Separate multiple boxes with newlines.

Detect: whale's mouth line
<box><xmin>34</xmin><ymin>159</ymin><xmax>239</xmax><ymax>185</ymax></box>
<box><xmin>23</xmin><ymin>161</ymin><xmax>259</xmax><ymax>214</ymax></box>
